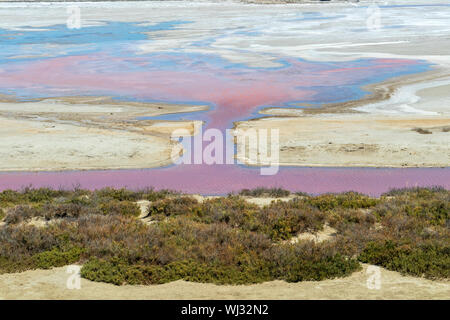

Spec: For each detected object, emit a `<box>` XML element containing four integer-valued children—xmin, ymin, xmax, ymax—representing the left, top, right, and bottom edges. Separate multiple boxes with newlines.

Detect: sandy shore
<box><xmin>0</xmin><ymin>96</ymin><xmax>207</xmax><ymax>171</ymax></box>
<box><xmin>236</xmin><ymin>114</ymin><xmax>450</xmax><ymax>168</ymax></box>
<box><xmin>1</xmin><ymin>263</ymin><xmax>448</xmax><ymax>300</ymax></box>
<box><xmin>236</xmin><ymin>68</ymin><xmax>450</xmax><ymax>167</ymax></box>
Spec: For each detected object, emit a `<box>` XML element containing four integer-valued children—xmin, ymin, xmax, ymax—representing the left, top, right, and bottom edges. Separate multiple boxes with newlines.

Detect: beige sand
<box><xmin>288</xmin><ymin>224</ymin><xmax>337</xmax><ymax>244</ymax></box>
<box><xmin>0</xmin><ymin>97</ymin><xmax>207</xmax><ymax>171</ymax></box>
<box><xmin>191</xmin><ymin>194</ymin><xmax>296</xmax><ymax>207</ymax></box>
<box><xmin>235</xmin><ymin>114</ymin><xmax>450</xmax><ymax>167</ymax></box>
<box><xmin>0</xmin><ymin>263</ymin><xmax>448</xmax><ymax>300</ymax></box>
<box><xmin>235</xmin><ymin>61</ymin><xmax>450</xmax><ymax>167</ymax></box>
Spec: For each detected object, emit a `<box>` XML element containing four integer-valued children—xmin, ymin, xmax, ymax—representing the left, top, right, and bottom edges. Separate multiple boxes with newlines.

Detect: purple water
<box><xmin>1</xmin><ymin>166</ymin><xmax>448</xmax><ymax>196</ymax></box>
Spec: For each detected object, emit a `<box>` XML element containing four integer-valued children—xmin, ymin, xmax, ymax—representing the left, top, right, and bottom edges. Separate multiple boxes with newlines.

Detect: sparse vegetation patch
<box><xmin>0</xmin><ymin>186</ymin><xmax>448</xmax><ymax>284</ymax></box>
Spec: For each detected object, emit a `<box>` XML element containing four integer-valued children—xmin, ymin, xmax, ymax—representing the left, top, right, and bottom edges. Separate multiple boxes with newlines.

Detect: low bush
<box><xmin>412</xmin><ymin>127</ymin><xmax>432</xmax><ymax>134</ymax></box>
<box><xmin>238</xmin><ymin>187</ymin><xmax>291</xmax><ymax>198</ymax></box>
<box><xmin>0</xmin><ymin>186</ymin><xmax>447</xmax><ymax>284</ymax></box>
<box><xmin>358</xmin><ymin>240</ymin><xmax>449</xmax><ymax>279</ymax></box>
<box><xmin>95</xmin><ymin>188</ymin><xmax>141</xmax><ymax>202</ymax></box>
<box><xmin>97</xmin><ymin>200</ymin><xmax>141</xmax><ymax>217</ymax></box>
<box><xmin>375</xmin><ymin>188</ymin><xmax>449</xmax><ymax>226</ymax></box>
<box><xmin>33</xmin><ymin>247</ymin><xmax>84</xmax><ymax>269</ymax></box>
<box><xmin>0</xmin><ymin>187</ymin><xmax>87</xmax><ymax>208</ymax></box>
<box><xmin>256</xmin><ymin>200</ymin><xmax>325</xmax><ymax>240</ymax></box>
<box><xmin>147</xmin><ymin>197</ymin><xmax>201</xmax><ymax>219</ymax></box>
<box><xmin>327</xmin><ymin>208</ymin><xmax>376</xmax><ymax>229</ymax></box>
<box><xmin>94</xmin><ymin>187</ymin><xmax>176</xmax><ymax>202</ymax></box>
<box><xmin>266</xmin><ymin>242</ymin><xmax>361</xmax><ymax>282</ymax></box>
<box><xmin>304</xmin><ymin>192</ymin><xmax>379</xmax><ymax>211</ymax></box>
<box><xmin>0</xmin><ymin>190</ymin><xmax>25</xmax><ymax>207</ymax></box>
<box><xmin>198</xmin><ymin>196</ymin><xmax>259</xmax><ymax>227</ymax></box>
<box><xmin>149</xmin><ymin>196</ymin><xmax>325</xmax><ymax>241</ymax></box>
<box><xmin>81</xmin><ymin>244</ymin><xmax>360</xmax><ymax>286</ymax></box>
<box><xmin>4</xmin><ymin>205</ymin><xmax>42</xmax><ymax>224</ymax></box>
<box><xmin>81</xmin><ymin>257</ymin><xmax>273</xmax><ymax>286</ymax></box>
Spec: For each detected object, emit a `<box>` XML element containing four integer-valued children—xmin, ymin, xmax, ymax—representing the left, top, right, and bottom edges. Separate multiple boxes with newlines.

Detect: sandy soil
<box><xmin>236</xmin><ymin>66</ymin><xmax>450</xmax><ymax>167</ymax></box>
<box><xmin>235</xmin><ymin>113</ymin><xmax>450</xmax><ymax>167</ymax></box>
<box><xmin>1</xmin><ymin>263</ymin><xmax>448</xmax><ymax>300</ymax></box>
<box><xmin>191</xmin><ymin>194</ymin><xmax>296</xmax><ymax>206</ymax></box>
<box><xmin>288</xmin><ymin>224</ymin><xmax>337</xmax><ymax>244</ymax></box>
<box><xmin>0</xmin><ymin>97</ymin><xmax>207</xmax><ymax>171</ymax></box>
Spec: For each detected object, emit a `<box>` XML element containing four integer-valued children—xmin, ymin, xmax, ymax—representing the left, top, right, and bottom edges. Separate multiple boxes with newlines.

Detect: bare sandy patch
<box><xmin>235</xmin><ymin>114</ymin><xmax>450</xmax><ymax>167</ymax></box>
<box><xmin>190</xmin><ymin>195</ymin><xmax>295</xmax><ymax>207</ymax></box>
<box><xmin>242</xmin><ymin>196</ymin><xmax>295</xmax><ymax>207</ymax></box>
<box><xmin>288</xmin><ymin>224</ymin><xmax>337</xmax><ymax>244</ymax></box>
<box><xmin>0</xmin><ymin>96</ymin><xmax>207</xmax><ymax>171</ymax></box>
<box><xmin>0</xmin><ymin>263</ymin><xmax>448</xmax><ymax>300</ymax></box>
<box><xmin>135</xmin><ymin>200</ymin><xmax>151</xmax><ymax>218</ymax></box>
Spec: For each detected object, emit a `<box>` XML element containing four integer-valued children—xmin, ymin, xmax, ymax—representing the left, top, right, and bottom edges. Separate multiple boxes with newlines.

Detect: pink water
<box><xmin>1</xmin><ymin>166</ymin><xmax>448</xmax><ymax>196</ymax></box>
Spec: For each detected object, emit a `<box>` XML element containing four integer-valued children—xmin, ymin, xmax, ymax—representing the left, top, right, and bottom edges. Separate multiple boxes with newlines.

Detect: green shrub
<box><xmin>375</xmin><ymin>189</ymin><xmax>449</xmax><ymax>226</ymax></box>
<box><xmin>327</xmin><ymin>208</ymin><xmax>376</xmax><ymax>229</ymax></box>
<box><xmin>97</xmin><ymin>200</ymin><xmax>141</xmax><ymax>217</ymax></box>
<box><xmin>46</xmin><ymin>203</ymin><xmax>93</xmax><ymax>219</ymax></box>
<box><xmin>304</xmin><ymin>192</ymin><xmax>379</xmax><ymax>211</ymax></box>
<box><xmin>0</xmin><ymin>190</ymin><xmax>25</xmax><ymax>207</ymax></box>
<box><xmin>94</xmin><ymin>187</ymin><xmax>175</xmax><ymax>202</ymax></box>
<box><xmin>0</xmin><ymin>186</ymin><xmax>448</xmax><ymax>286</ymax></box>
<box><xmin>0</xmin><ymin>256</ymin><xmax>34</xmax><ymax>274</ymax></box>
<box><xmin>144</xmin><ymin>189</ymin><xmax>177</xmax><ymax>201</ymax></box>
<box><xmin>383</xmin><ymin>186</ymin><xmax>447</xmax><ymax>198</ymax></box>
<box><xmin>147</xmin><ymin>197</ymin><xmax>201</xmax><ymax>219</ymax></box>
<box><xmin>21</xmin><ymin>187</ymin><xmax>69</xmax><ymax>203</ymax></box>
<box><xmin>0</xmin><ymin>187</ymin><xmax>86</xmax><ymax>207</ymax></box>
<box><xmin>358</xmin><ymin>241</ymin><xmax>450</xmax><ymax>279</ymax></box>
<box><xmin>4</xmin><ymin>205</ymin><xmax>42</xmax><ymax>224</ymax></box>
<box><xmin>199</xmin><ymin>196</ymin><xmax>259</xmax><ymax>226</ymax></box>
<box><xmin>33</xmin><ymin>247</ymin><xmax>84</xmax><ymax>269</ymax></box>
<box><xmin>94</xmin><ymin>188</ymin><xmax>141</xmax><ymax>202</ymax></box>
<box><xmin>267</xmin><ymin>243</ymin><xmax>361</xmax><ymax>282</ymax></box>
<box><xmin>81</xmin><ymin>257</ymin><xmax>140</xmax><ymax>285</ymax></box>
<box><xmin>81</xmin><ymin>251</ymin><xmax>360</xmax><ymax>286</ymax></box>
<box><xmin>197</xmin><ymin>197</ymin><xmax>324</xmax><ymax>241</ymax></box>
<box><xmin>80</xmin><ymin>257</ymin><xmax>259</xmax><ymax>285</ymax></box>
<box><xmin>238</xmin><ymin>187</ymin><xmax>290</xmax><ymax>198</ymax></box>
<box><xmin>257</xmin><ymin>200</ymin><xmax>325</xmax><ymax>240</ymax></box>
<box><xmin>282</xmin><ymin>255</ymin><xmax>361</xmax><ymax>282</ymax></box>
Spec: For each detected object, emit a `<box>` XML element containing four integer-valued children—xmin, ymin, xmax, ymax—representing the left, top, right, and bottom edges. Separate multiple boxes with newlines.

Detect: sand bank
<box><xmin>0</xmin><ymin>96</ymin><xmax>207</xmax><ymax>171</ymax></box>
<box><xmin>236</xmin><ymin>114</ymin><xmax>449</xmax><ymax>167</ymax></box>
<box><xmin>0</xmin><ymin>263</ymin><xmax>448</xmax><ymax>300</ymax></box>
<box><xmin>236</xmin><ymin>65</ymin><xmax>450</xmax><ymax>167</ymax></box>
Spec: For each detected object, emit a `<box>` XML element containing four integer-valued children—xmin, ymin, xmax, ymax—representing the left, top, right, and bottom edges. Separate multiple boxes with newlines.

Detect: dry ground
<box><xmin>236</xmin><ymin>114</ymin><xmax>450</xmax><ymax>167</ymax></box>
<box><xmin>0</xmin><ymin>96</ymin><xmax>207</xmax><ymax>171</ymax></box>
<box><xmin>236</xmin><ymin>70</ymin><xmax>450</xmax><ymax>167</ymax></box>
<box><xmin>1</xmin><ymin>264</ymin><xmax>448</xmax><ymax>300</ymax></box>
